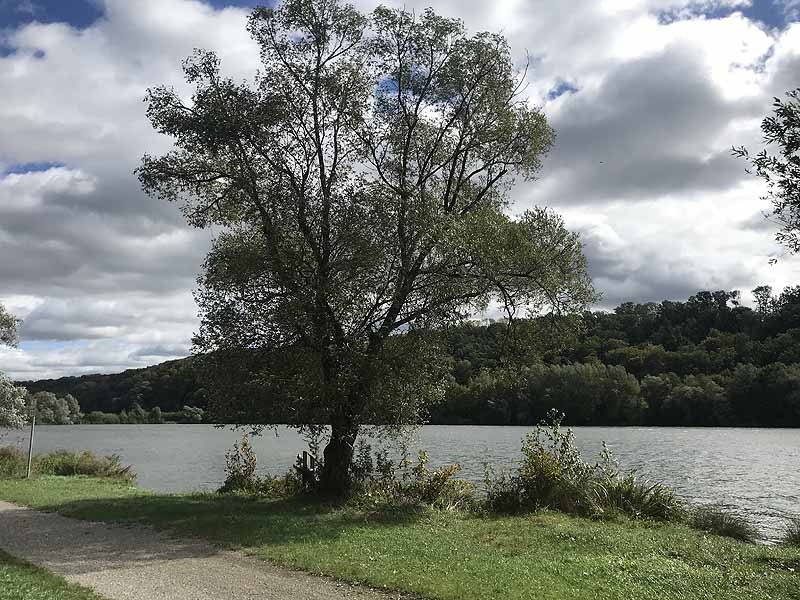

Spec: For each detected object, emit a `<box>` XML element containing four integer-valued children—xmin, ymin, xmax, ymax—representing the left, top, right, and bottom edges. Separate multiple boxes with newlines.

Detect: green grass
<box><xmin>1</xmin><ymin>477</ymin><xmax>799</xmax><ymax>600</ymax></box>
<box><xmin>0</xmin><ymin>550</ymin><xmax>107</xmax><ymax>600</ymax></box>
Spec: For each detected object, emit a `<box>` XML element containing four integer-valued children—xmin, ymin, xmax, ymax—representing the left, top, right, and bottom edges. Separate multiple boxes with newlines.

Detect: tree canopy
<box><xmin>137</xmin><ymin>0</ymin><xmax>594</xmax><ymax>493</ymax></box>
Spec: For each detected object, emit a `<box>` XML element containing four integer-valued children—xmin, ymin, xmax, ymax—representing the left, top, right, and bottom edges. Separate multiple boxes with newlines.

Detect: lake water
<box><xmin>2</xmin><ymin>425</ymin><xmax>798</xmax><ymax>540</ymax></box>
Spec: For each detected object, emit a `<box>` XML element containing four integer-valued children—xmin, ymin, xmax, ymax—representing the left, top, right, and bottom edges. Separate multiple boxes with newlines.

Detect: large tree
<box><xmin>734</xmin><ymin>88</ymin><xmax>800</xmax><ymax>253</ymax></box>
<box><xmin>138</xmin><ymin>0</ymin><xmax>595</xmax><ymax>494</ymax></box>
<box><xmin>0</xmin><ymin>304</ymin><xmax>25</xmax><ymax>431</ymax></box>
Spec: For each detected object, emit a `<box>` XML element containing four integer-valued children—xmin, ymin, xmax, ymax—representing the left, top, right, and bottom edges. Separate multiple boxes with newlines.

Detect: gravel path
<box><xmin>0</xmin><ymin>500</ymin><xmax>397</xmax><ymax>600</ymax></box>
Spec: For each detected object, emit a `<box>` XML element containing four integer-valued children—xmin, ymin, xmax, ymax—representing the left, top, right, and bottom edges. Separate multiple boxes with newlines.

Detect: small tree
<box><xmin>137</xmin><ymin>0</ymin><xmax>596</xmax><ymax>494</ymax></box>
<box><xmin>0</xmin><ymin>303</ymin><xmax>25</xmax><ymax>431</ymax></box>
<box><xmin>0</xmin><ymin>373</ymin><xmax>26</xmax><ymax>431</ymax></box>
<box><xmin>733</xmin><ymin>88</ymin><xmax>800</xmax><ymax>254</ymax></box>
<box><xmin>0</xmin><ymin>303</ymin><xmax>18</xmax><ymax>348</ymax></box>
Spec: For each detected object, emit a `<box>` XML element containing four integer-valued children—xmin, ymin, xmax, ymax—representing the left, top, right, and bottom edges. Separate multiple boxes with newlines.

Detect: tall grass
<box><xmin>0</xmin><ymin>446</ymin><xmax>24</xmax><ymax>478</ymax></box>
<box><xmin>689</xmin><ymin>504</ymin><xmax>759</xmax><ymax>543</ymax></box>
<box><xmin>782</xmin><ymin>516</ymin><xmax>800</xmax><ymax>547</ymax></box>
<box><xmin>0</xmin><ymin>446</ymin><xmax>135</xmax><ymax>482</ymax></box>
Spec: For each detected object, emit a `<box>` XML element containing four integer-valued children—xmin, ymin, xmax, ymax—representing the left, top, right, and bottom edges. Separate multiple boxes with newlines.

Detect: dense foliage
<box><xmin>0</xmin><ymin>373</ymin><xmax>26</xmax><ymax>431</ymax></box>
<box><xmin>27</xmin><ymin>391</ymin><xmax>82</xmax><ymax>425</ymax></box>
<box><xmin>434</xmin><ymin>287</ymin><xmax>800</xmax><ymax>427</ymax></box>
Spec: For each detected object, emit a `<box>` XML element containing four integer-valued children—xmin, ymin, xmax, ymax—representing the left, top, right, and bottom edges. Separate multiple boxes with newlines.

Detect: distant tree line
<box><xmin>21</xmin><ymin>358</ymin><xmax>209</xmax><ymax>420</ymax></box>
<box><xmin>434</xmin><ymin>287</ymin><xmax>800</xmax><ymax>426</ymax></box>
<box><xmin>17</xmin><ymin>286</ymin><xmax>800</xmax><ymax>427</ymax></box>
<box><xmin>22</xmin><ymin>388</ymin><xmax>206</xmax><ymax>425</ymax></box>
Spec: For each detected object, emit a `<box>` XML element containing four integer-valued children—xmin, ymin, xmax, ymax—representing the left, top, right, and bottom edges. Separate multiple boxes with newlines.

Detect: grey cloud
<box><xmin>739</xmin><ymin>210</ymin><xmax>779</xmax><ymax>233</ymax></box>
<box><xmin>533</xmin><ymin>45</ymin><xmax>762</xmax><ymax>205</ymax></box>
<box><xmin>129</xmin><ymin>344</ymin><xmax>191</xmax><ymax>359</ymax></box>
<box><xmin>578</xmin><ymin>225</ymin><xmax>762</xmax><ymax>308</ymax></box>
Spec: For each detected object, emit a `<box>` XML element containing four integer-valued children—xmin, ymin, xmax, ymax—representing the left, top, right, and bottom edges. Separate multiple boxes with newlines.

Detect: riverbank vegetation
<box><xmin>216</xmin><ymin>414</ymin><xmax>800</xmax><ymax>547</ymax></box>
<box><xmin>0</xmin><ymin>550</ymin><xmax>107</xmax><ymax>600</ymax></box>
<box><xmin>0</xmin><ymin>447</ymin><xmax>135</xmax><ymax>482</ymax></box>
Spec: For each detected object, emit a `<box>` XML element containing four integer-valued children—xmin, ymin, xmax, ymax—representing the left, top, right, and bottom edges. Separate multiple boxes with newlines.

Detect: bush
<box><xmin>515</xmin><ymin>414</ymin><xmax>598</xmax><ymax>515</ymax></box>
<box><xmin>82</xmin><ymin>411</ymin><xmax>121</xmax><ymax>425</ymax></box>
<box><xmin>689</xmin><ymin>504</ymin><xmax>759</xmax><ymax>543</ymax></box>
<box><xmin>484</xmin><ymin>411</ymin><xmax>682</xmax><ymax>521</ymax></box>
<box><xmin>219</xmin><ymin>435</ymin><xmax>260</xmax><ymax>494</ymax></box>
<box><xmin>483</xmin><ymin>466</ymin><xmax>524</xmax><ymax>514</ymax></box>
<box><xmin>349</xmin><ymin>445</ymin><xmax>477</xmax><ymax>512</ymax></box>
<box><xmin>0</xmin><ymin>446</ymin><xmax>135</xmax><ymax>481</ymax></box>
<box><xmin>406</xmin><ymin>451</ymin><xmax>476</xmax><ymax>510</ymax></box>
<box><xmin>781</xmin><ymin>516</ymin><xmax>800</xmax><ymax>546</ymax></box>
<box><xmin>218</xmin><ymin>435</ymin><xmax>302</xmax><ymax>498</ymax></box>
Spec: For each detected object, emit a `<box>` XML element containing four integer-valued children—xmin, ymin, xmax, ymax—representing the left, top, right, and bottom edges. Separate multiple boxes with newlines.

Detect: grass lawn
<box><xmin>0</xmin><ymin>550</ymin><xmax>107</xmax><ymax>600</ymax></box>
<box><xmin>1</xmin><ymin>477</ymin><xmax>799</xmax><ymax>600</ymax></box>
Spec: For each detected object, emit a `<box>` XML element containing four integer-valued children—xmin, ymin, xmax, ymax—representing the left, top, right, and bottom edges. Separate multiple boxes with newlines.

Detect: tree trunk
<box><xmin>319</xmin><ymin>420</ymin><xmax>358</xmax><ymax>496</ymax></box>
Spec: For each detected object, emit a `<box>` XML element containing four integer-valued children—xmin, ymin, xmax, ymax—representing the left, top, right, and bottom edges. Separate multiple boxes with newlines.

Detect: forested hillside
<box><xmin>436</xmin><ymin>287</ymin><xmax>800</xmax><ymax>426</ymax></box>
<box><xmin>21</xmin><ymin>358</ymin><xmax>207</xmax><ymax>414</ymax></box>
<box><xmin>21</xmin><ymin>286</ymin><xmax>800</xmax><ymax>427</ymax></box>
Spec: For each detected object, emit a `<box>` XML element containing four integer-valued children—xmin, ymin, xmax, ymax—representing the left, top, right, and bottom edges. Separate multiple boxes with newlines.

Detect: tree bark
<box><xmin>319</xmin><ymin>420</ymin><xmax>358</xmax><ymax>496</ymax></box>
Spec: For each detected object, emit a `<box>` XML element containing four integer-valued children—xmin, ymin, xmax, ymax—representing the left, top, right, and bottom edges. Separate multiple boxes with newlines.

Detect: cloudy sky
<box><xmin>0</xmin><ymin>0</ymin><xmax>799</xmax><ymax>380</ymax></box>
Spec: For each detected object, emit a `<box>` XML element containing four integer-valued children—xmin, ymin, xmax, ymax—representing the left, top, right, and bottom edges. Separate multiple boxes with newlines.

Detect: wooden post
<box><xmin>26</xmin><ymin>411</ymin><xmax>36</xmax><ymax>479</ymax></box>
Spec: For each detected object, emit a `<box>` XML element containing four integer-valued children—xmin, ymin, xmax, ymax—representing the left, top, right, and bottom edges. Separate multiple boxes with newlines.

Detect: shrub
<box><xmin>0</xmin><ymin>446</ymin><xmax>135</xmax><ymax>481</ymax></box>
<box><xmin>219</xmin><ymin>435</ymin><xmax>260</xmax><ymax>494</ymax></box>
<box><xmin>483</xmin><ymin>466</ymin><xmax>523</xmax><ymax>514</ymax></box>
<box><xmin>484</xmin><ymin>411</ymin><xmax>682</xmax><ymax>521</ymax></box>
<box><xmin>406</xmin><ymin>451</ymin><xmax>476</xmax><ymax>510</ymax></box>
<box><xmin>689</xmin><ymin>504</ymin><xmax>759</xmax><ymax>543</ymax></box>
<box><xmin>218</xmin><ymin>435</ymin><xmax>303</xmax><ymax>498</ymax></box>
<box><xmin>83</xmin><ymin>411</ymin><xmax>121</xmax><ymax>425</ymax></box>
<box><xmin>350</xmin><ymin>445</ymin><xmax>477</xmax><ymax>512</ymax></box>
<box><xmin>781</xmin><ymin>516</ymin><xmax>800</xmax><ymax>547</ymax></box>
<box><xmin>516</xmin><ymin>413</ymin><xmax>598</xmax><ymax>515</ymax></box>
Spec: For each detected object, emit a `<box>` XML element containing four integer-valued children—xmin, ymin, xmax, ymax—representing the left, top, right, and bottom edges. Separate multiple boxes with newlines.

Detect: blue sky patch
<box><xmin>657</xmin><ymin>0</ymin><xmax>794</xmax><ymax>29</ymax></box>
<box><xmin>0</xmin><ymin>0</ymin><xmax>103</xmax><ymax>30</ymax></box>
<box><xmin>19</xmin><ymin>340</ymin><xmax>70</xmax><ymax>352</ymax></box>
<box><xmin>3</xmin><ymin>162</ymin><xmax>64</xmax><ymax>175</ymax></box>
<box><xmin>547</xmin><ymin>81</ymin><xmax>578</xmax><ymax>101</ymax></box>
